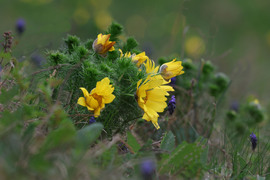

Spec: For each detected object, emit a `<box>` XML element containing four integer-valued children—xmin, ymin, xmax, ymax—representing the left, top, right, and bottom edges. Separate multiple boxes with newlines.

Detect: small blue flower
<box><xmin>140</xmin><ymin>159</ymin><xmax>155</xmax><ymax>180</ymax></box>
<box><xmin>250</xmin><ymin>132</ymin><xmax>257</xmax><ymax>150</ymax></box>
<box><xmin>169</xmin><ymin>77</ymin><xmax>177</xmax><ymax>86</ymax></box>
<box><xmin>168</xmin><ymin>95</ymin><xmax>176</xmax><ymax>115</ymax></box>
<box><xmin>89</xmin><ymin>116</ymin><xmax>96</xmax><ymax>124</ymax></box>
<box><xmin>16</xmin><ymin>18</ymin><xmax>26</xmax><ymax>35</ymax></box>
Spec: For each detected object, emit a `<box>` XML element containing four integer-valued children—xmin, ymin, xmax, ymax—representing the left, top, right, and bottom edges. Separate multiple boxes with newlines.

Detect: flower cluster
<box><xmin>78</xmin><ymin>33</ymin><xmax>184</xmax><ymax>129</ymax></box>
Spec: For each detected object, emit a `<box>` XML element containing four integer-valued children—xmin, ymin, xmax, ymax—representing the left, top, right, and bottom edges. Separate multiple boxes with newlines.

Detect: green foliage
<box><xmin>0</xmin><ymin>22</ymin><xmax>269</xmax><ymax>180</ymax></box>
<box><xmin>105</xmin><ymin>22</ymin><xmax>123</xmax><ymax>41</ymax></box>
<box><xmin>122</xmin><ymin>37</ymin><xmax>138</xmax><ymax>53</ymax></box>
<box><xmin>160</xmin><ymin>131</ymin><xmax>175</xmax><ymax>152</ymax></box>
<box><xmin>42</xmin><ymin>27</ymin><xmax>148</xmax><ymax>136</ymax></box>
<box><xmin>127</xmin><ymin>132</ymin><xmax>141</xmax><ymax>153</ymax></box>
<box><xmin>76</xmin><ymin>123</ymin><xmax>103</xmax><ymax>150</ymax></box>
<box><xmin>0</xmin><ymin>85</ymin><xmax>19</xmax><ymax>104</ymax></box>
<box><xmin>159</xmin><ymin>141</ymin><xmax>206</xmax><ymax>178</ymax></box>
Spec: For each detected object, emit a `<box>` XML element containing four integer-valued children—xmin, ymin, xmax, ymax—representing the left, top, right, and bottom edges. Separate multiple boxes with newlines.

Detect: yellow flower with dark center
<box><xmin>77</xmin><ymin>77</ymin><xmax>115</xmax><ymax>117</ymax></box>
<box><xmin>93</xmin><ymin>34</ymin><xmax>115</xmax><ymax>56</ymax></box>
<box><xmin>119</xmin><ymin>49</ymin><xmax>149</xmax><ymax>67</ymax></box>
<box><xmin>159</xmin><ymin>59</ymin><xmax>184</xmax><ymax>81</ymax></box>
<box><xmin>136</xmin><ymin>75</ymin><xmax>174</xmax><ymax>129</ymax></box>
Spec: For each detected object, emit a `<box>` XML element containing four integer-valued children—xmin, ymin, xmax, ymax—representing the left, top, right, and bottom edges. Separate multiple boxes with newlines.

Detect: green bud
<box><xmin>246</xmin><ymin>104</ymin><xmax>264</xmax><ymax>124</ymax></box>
<box><xmin>215</xmin><ymin>73</ymin><xmax>230</xmax><ymax>90</ymax></box>
<box><xmin>122</xmin><ymin>37</ymin><xmax>138</xmax><ymax>53</ymax></box>
<box><xmin>202</xmin><ymin>61</ymin><xmax>215</xmax><ymax>76</ymax></box>
<box><xmin>49</xmin><ymin>52</ymin><xmax>66</xmax><ymax>65</ymax></box>
<box><xmin>64</xmin><ymin>35</ymin><xmax>80</xmax><ymax>53</ymax></box>
<box><xmin>182</xmin><ymin>59</ymin><xmax>196</xmax><ymax>71</ymax></box>
<box><xmin>226</xmin><ymin>110</ymin><xmax>237</xmax><ymax>122</ymax></box>
<box><xmin>106</xmin><ymin>22</ymin><xmax>123</xmax><ymax>41</ymax></box>
<box><xmin>235</xmin><ymin>121</ymin><xmax>245</xmax><ymax>134</ymax></box>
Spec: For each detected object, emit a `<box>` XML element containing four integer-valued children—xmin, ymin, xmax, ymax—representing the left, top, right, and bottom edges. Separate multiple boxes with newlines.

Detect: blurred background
<box><xmin>1</xmin><ymin>0</ymin><xmax>270</xmax><ymax>105</ymax></box>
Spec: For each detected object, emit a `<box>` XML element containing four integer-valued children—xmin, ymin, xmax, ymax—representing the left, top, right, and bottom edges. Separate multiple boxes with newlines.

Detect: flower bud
<box><xmin>250</xmin><ymin>132</ymin><xmax>257</xmax><ymax>150</ymax></box>
<box><xmin>168</xmin><ymin>95</ymin><xmax>176</xmax><ymax>115</ymax></box>
<box><xmin>16</xmin><ymin>18</ymin><xmax>26</xmax><ymax>35</ymax></box>
<box><xmin>159</xmin><ymin>59</ymin><xmax>184</xmax><ymax>81</ymax></box>
<box><xmin>92</xmin><ymin>33</ymin><xmax>115</xmax><ymax>56</ymax></box>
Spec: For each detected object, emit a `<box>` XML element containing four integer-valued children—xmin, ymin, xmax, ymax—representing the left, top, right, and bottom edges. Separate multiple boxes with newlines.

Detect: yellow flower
<box><xmin>159</xmin><ymin>59</ymin><xmax>184</xmax><ymax>81</ymax></box>
<box><xmin>132</xmin><ymin>52</ymin><xmax>149</xmax><ymax>67</ymax></box>
<box><xmin>136</xmin><ymin>75</ymin><xmax>174</xmax><ymax>129</ymax></box>
<box><xmin>93</xmin><ymin>33</ymin><xmax>115</xmax><ymax>56</ymax></box>
<box><xmin>253</xmin><ymin>99</ymin><xmax>260</xmax><ymax>105</ymax></box>
<box><xmin>77</xmin><ymin>77</ymin><xmax>115</xmax><ymax>117</ymax></box>
<box><xmin>119</xmin><ymin>49</ymin><xmax>131</xmax><ymax>58</ymax></box>
<box><xmin>144</xmin><ymin>59</ymin><xmax>159</xmax><ymax>74</ymax></box>
<box><xmin>119</xmin><ymin>49</ymin><xmax>149</xmax><ymax>67</ymax></box>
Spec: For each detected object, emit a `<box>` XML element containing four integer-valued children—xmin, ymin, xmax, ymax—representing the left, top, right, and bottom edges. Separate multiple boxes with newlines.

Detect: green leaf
<box><xmin>40</xmin><ymin>119</ymin><xmax>76</xmax><ymax>152</ymax></box>
<box><xmin>76</xmin><ymin>123</ymin><xmax>103</xmax><ymax>149</ymax></box>
<box><xmin>159</xmin><ymin>141</ymin><xmax>204</xmax><ymax>176</ymax></box>
<box><xmin>160</xmin><ymin>131</ymin><xmax>175</xmax><ymax>152</ymax></box>
<box><xmin>127</xmin><ymin>131</ymin><xmax>141</xmax><ymax>153</ymax></box>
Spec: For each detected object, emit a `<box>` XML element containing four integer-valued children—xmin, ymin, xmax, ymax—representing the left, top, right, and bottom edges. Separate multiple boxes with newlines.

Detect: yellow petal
<box><xmin>119</xmin><ymin>49</ymin><xmax>123</xmax><ymax>57</ymax></box>
<box><xmin>86</xmin><ymin>96</ymin><xmax>99</xmax><ymax>109</ymax></box>
<box><xmin>104</xmin><ymin>94</ymin><xmax>115</xmax><ymax>104</ymax></box>
<box><xmin>80</xmin><ymin>87</ymin><xmax>89</xmax><ymax>97</ymax></box>
<box><xmin>152</xmin><ymin>120</ymin><xmax>160</xmax><ymax>130</ymax></box>
<box><xmin>77</xmin><ymin>97</ymin><xmax>86</xmax><ymax>107</ymax></box>
<box><xmin>94</xmin><ymin>108</ymin><xmax>101</xmax><ymax>117</ymax></box>
<box><xmin>96</xmin><ymin>77</ymin><xmax>110</xmax><ymax>92</ymax></box>
<box><xmin>145</xmin><ymin>99</ymin><xmax>167</xmax><ymax>112</ymax></box>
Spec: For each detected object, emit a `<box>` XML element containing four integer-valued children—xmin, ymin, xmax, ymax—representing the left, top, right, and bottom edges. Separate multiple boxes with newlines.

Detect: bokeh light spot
<box><xmin>73</xmin><ymin>8</ymin><xmax>91</xmax><ymax>25</ymax></box>
<box><xmin>94</xmin><ymin>11</ymin><xmax>112</xmax><ymax>30</ymax></box>
<box><xmin>185</xmin><ymin>36</ymin><xmax>205</xmax><ymax>58</ymax></box>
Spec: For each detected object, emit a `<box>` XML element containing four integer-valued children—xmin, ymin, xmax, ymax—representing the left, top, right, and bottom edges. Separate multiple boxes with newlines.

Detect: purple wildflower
<box><xmin>169</xmin><ymin>77</ymin><xmax>177</xmax><ymax>86</ymax></box>
<box><xmin>250</xmin><ymin>132</ymin><xmax>257</xmax><ymax>150</ymax></box>
<box><xmin>140</xmin><ymin>159</ymin><xmax>155</xmax><ymax>180</ymax></box>
<box><xmin>168</xmin><ymin>95</ymin><xmax>176</xmax><ymax>115</ymax></box>
<box><xmin>16</xmin><ymin>18</ymin><xmax>26</xmax><ymax>35</ymax></box>
<box><xmin>89</xmin><ymin>116</ymin><xmax>96</xmax><ymax>124</ymax></box>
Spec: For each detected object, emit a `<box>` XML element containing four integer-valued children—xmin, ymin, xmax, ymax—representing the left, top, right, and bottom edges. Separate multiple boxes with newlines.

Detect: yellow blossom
<box><xmin>119</xmin><ymin>49</ymin><xmax>149</xmax><ymax>67</ymax></box>
<box><xmin>136</xmin><ymin>75</ymin><xmax>174</xmax><ymax>129</ymax></box>
<box><xmin>144</xmin><ymin>58</ymin><xmax>159</xmax><ymax>74</ymax></box>
<box><xmin>159</xmin><ymin>59</ymin><xmax>184</xmax><ymax>81</ymax></box>
<box><xmin>253</xmin><ymin>99</ymin><xmax>260</xmax><ymax>105</ymax></box>
<box><xmin>77</xmin><ymin>77</ymin><xmax>115</xmax><ymax>117</ymax></box>
<box><xmin>119</xmin><ymin>49</ymin><xmax>131</xmax><ymax>58</ymax></box>
<box><xmin>132</xmin><ymin>52</ymin><xmax>149</xmax><ymax>67</ymax></box>
<box><xmin>93</xmin><ymin>34</ymin><xmax>115</xmax><ymax>56</ymax></box>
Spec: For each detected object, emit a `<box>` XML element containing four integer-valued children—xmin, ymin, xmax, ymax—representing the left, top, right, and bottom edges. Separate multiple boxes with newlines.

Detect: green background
<box><xmin>1</xmin><ymin>0</ymin><xmax>270</xmax><ymax>104</ymax></box>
